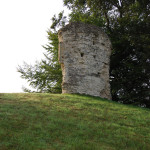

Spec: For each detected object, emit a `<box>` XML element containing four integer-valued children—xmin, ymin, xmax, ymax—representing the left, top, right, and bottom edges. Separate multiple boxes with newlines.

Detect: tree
<box><xmin>63</xmin><ymin>0</ymin><xmax>150</xmax><ymax>107</ymax></box>
<box><xmin>17</xmin><ymin>28</ymin><xmax>62</xmax><ymax>93</ymax></box>
<box><xmin>17</xmin><ymin>11</ymin><xmax>67</xmax><ymax>93</ymax></box>
<box><xmin>18</xmin><ymin>1</ymin><xmax>150</xmax><ymax>107</ymax></box>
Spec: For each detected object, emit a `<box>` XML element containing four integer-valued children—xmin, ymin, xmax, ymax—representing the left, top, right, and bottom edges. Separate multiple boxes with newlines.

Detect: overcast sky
<box><xmin>0</xmin><ymin>0</ymin><xmax>69</xmax><ymax>93</ymax></box>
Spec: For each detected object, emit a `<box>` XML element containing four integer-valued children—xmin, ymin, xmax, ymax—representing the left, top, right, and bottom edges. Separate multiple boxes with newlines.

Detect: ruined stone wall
<box><xmin>58</xmin><ymin>22</ymin><xmax>112</xmax><ymax>99</ymax></box>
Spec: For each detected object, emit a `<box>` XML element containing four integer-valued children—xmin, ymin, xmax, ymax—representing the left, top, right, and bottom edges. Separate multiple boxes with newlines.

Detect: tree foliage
<box><xmin>17</xmin><ymin>12</ymin><xmax>67</xmax><ymax>93</ymax></box>
<box><xmin>17</xmin><ymin>30</ymin><xmax>62</xmax><ymax>93</ymax></box>
<box><xmin>18</xmin><ymin>0</ymin><xmax>150</xmax><ymax>107</ymax></box>
<box><xmin>64</xmin><ymin>0</ymin><xmax>150</xmax><ymax>107</ymax></box>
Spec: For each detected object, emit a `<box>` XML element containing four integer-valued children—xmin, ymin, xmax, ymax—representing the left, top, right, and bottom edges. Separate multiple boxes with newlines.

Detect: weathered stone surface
<box><xmin>58</xmin><ymin>22</ymin><xmax>112</xmax><ymax>99</ymax></box>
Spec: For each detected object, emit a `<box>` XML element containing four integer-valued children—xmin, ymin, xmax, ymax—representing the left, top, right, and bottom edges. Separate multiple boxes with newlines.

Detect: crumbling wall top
<box><xmin>58</xmin><ymin>22</ymin><xmax>110</xmax><ymax>40</ymax></box>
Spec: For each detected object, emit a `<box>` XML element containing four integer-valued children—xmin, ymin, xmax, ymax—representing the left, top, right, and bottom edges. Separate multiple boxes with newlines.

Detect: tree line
<box><xmin>18</xmin><ymin>0</ymin><xmax>150</xmax><ymax>107</ymax></box>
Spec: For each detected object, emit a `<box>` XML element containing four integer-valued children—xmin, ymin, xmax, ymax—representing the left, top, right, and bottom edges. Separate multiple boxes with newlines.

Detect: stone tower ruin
<box><xmin>58</xmin><ymin>22</ymin><xmax>112</xmax><ymax>99</ymax></box>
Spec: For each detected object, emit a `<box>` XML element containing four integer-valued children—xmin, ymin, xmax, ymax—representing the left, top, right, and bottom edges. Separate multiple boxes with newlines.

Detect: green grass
<box><xmin>0</xmin><ymin>93</ymin><xmax>150</xmax><ymax>150</ymax></box>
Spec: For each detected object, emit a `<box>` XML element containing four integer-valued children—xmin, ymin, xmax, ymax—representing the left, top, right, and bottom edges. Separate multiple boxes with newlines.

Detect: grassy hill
<box><xmin>0</xmin><ymin>93</ymin><xmax>150</xmax><ymax>150</ymax></box>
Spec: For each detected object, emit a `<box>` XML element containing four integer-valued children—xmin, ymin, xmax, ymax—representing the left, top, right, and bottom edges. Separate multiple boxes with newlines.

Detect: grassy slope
<box><xmin>0</xmin><ymin>93</ymin><xmax>150</xmax><ymax>150</ymax></box>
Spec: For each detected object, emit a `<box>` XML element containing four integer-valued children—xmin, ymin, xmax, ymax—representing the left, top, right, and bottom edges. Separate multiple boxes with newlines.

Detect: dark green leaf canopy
<box><xmin>18</xmin><ymin>0</ymin><xmax>150</xmax><ymax>107</ymax></box>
